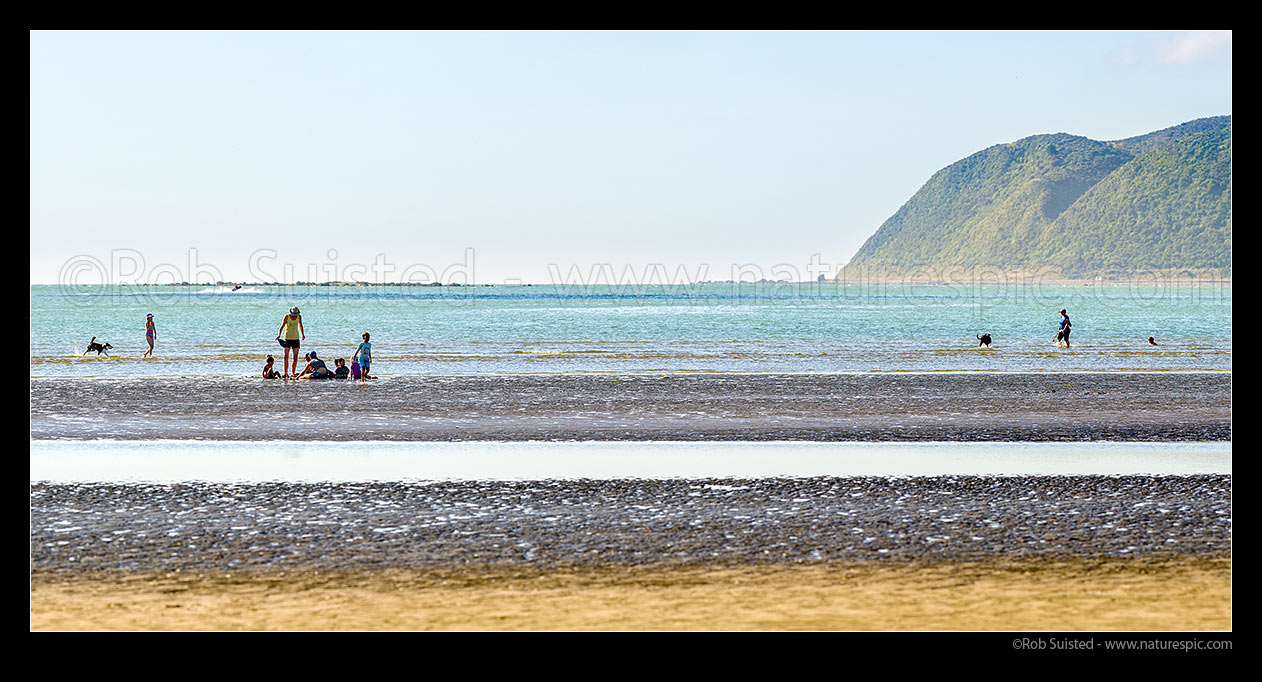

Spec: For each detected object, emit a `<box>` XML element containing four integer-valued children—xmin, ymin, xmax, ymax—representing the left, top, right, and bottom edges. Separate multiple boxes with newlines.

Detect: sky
<box><xmin>30</xmin><ymin>30</ymin><xmax>1232</xmax><ymax>285</ymax></box>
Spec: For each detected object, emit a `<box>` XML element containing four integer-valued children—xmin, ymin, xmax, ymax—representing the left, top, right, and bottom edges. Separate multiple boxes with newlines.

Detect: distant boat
<box><xmin>232</xmin><ymin>285</ymin><xmax>242</xmax><ymax>291</ymax></box>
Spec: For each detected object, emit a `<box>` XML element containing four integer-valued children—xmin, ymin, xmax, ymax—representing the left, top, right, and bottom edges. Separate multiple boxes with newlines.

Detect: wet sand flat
<box><xmin>30</xmin><ymin>559</ymin><xmax>1231</xmax><ymax>631</ymax></box>
<box><xmin>30</xmin><ymin>372</ymin><xmax>1231</xmax><ymax>441</ymax></box>
<box><xmin>31</xmin><ymin>475</ymin><xmax>1231</xmax><ymax>630</ymax></box>
<box><xmin>30</xmin><ymin>371</ymin><xmax>1233</xmax><ymax>630</ymax></box>
<box><xmin>31</xmin><ymin>476</ymin><xmax>1231</xmax><ymax>574</ymax></box>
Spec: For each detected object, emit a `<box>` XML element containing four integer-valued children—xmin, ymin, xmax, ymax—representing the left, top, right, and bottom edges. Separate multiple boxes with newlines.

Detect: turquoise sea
<box><xmin>30</xmin><ymin>282</ymin><xmax>1231</xmax><ymax>378</ymax></box>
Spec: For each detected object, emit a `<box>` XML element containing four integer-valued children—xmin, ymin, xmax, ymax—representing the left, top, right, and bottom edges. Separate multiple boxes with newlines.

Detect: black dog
<box><xmin>976</xmin><ymin>333</ymin><xmax>992</xmax><ymax>348</ymax></box>
<box><xmin>84</xmin><ymin>336</ymin><xmax>113</xmax><ymax>356</ymax></box>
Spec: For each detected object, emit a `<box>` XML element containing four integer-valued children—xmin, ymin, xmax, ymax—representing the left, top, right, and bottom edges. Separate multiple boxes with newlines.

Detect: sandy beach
<box><xmin>31</xmin><ymin>367</ymin><xmax>1232</xmax><ymax>631</ymax></box>
<box><xmin>31</xmin><ymin>559</ymin><xmax>1230</xmax><ymax>631</ymax></box>
<box><xmin>30</xmin><ymin>372</ymin><xmax>1233</xmax><ymax>630</ymax></box>
<box><xmin>31</xmin><ymin>475</ymin><xmax>1231</xmax><ymax>630</ymax></box>
<box><xmin>30</xmin><ymin>30</ymin><xmax>1233</xmax><ymax>635</ymax></box>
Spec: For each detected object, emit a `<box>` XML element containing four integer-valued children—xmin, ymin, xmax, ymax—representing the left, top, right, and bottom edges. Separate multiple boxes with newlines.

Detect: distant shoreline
<box><xmin>30</xmin><ymin>278</ymin><xmax>1233</xmax><ymax>287</ymax></box>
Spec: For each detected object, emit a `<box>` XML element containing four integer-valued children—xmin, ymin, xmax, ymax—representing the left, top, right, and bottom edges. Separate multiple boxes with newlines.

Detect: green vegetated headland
<box><xmin>842</xmin><ymin>116</ymin><xmax>1231</xmax><ymax>281</ymax></box>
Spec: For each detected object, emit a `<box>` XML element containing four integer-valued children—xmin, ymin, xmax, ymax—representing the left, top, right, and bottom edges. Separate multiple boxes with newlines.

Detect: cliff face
<box><xmin>844</xmin><ymin>116</ymin><xmax>1231</xmax><ymax>278</ymax></box>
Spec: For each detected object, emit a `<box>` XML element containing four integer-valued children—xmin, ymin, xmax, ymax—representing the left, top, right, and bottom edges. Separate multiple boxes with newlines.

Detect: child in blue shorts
<box><xmin>354</xmin><ymin>332</ymin><xmax>373</xmax><ymax>383</ymax></box>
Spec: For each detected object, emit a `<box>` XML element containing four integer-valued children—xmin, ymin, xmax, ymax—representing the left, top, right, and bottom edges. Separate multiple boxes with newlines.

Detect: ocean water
<box><xmin>30</xmin><ymin>282</ymin><xmax>1231</xmax><ymax>377</ymax></box>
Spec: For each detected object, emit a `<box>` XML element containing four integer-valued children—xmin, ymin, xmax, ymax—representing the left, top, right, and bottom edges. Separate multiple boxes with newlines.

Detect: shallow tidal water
<box><xmin>32</xmin><ymin>282</ymin><xmax>1231</xmax><ymax>377</ymax></box>
<box><xmin>30</xmin><ymin>439</ymin><xmax>1231</xmax><ymax>483</ymax></box>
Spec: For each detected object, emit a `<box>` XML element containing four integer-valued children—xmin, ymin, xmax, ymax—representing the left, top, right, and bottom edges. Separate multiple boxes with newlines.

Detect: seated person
<box><xmin>297</xmin><ymin>351</ymin><xmax>333</xmax><ymax>380</ymax></box>
<box><xmin>334</xmin><ymin>358</ymin><xmax>350</xmax><ymax>380</ymax></box>
<box><xmin>262</xmin><ymin>355</ymin><xmax>279</xmax><ymax>379</ymax></box>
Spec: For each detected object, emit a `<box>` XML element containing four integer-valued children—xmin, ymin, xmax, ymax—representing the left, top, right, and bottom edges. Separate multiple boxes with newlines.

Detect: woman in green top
<box><xmin>275</xmin><ymin>306</ymin><xmax>306</xmax><ymax>378</ymax></box>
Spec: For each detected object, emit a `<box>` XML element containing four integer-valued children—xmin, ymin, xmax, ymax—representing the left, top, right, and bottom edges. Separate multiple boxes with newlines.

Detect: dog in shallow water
<box><xmin>84</xmin><ymin>336</ymin><xmax>113</xmax><ymax>356</ymax></box>
<box><xmin>976</xmin><ymin>333</ymin><xmax>992</xmax><ymax>348</ymax></box>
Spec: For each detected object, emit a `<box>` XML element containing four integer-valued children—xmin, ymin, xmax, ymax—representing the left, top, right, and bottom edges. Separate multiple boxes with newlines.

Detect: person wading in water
<box><xmin>1056</xmin><ymin>308</ymin><xmax>1072</xmax><ymax>348</ymax></box>
<box><xmin>276</xmin><ymin>306</ymin><xmax>306</xmax><ymax>377</ymax></box>
<box><xmin>143</xmin><ymin>313</ymin><xmax>157</xmax><ymax>358</ymax></box>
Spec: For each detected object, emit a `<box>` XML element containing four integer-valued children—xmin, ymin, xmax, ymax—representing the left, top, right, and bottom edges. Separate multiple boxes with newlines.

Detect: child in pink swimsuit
<box><xmin>143</xmin><ymin>314</ymin><xmax>156</xmax><ymax>358</ymax></box>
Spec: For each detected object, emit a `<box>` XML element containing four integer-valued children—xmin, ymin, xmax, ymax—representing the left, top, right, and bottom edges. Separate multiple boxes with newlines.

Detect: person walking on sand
<box><xmin>353</xmin><ymin>332</ymin><xmax>372</xmax><ymax>383</ymax></box>
<box><xmin>276</xmin><ymin>306</ymin><xmax>306</xmax><ymax>377</ymax></box>
<box><xmin>1056</xmin><ymin>308</ymin><xmax>1072</xmax><ymax>348</ymax></box>
<box><xmin>143</xmin><ymin>313</ymin><xmax>157</xmax><ymax>358</ymax></box>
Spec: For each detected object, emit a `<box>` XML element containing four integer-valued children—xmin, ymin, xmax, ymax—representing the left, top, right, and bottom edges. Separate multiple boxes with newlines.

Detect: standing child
<box><xmin>143</xmin><ymin>314</ymin><xmax>157</xmax><ymax>358</ymax></box>
<box><xmin>354</xmin><ymin>332</ymin><xmax>372</xmax><ymax>383</ymax></box>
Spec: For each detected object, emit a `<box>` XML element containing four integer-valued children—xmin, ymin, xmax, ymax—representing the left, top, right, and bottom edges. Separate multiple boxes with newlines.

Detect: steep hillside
<box><xmin>843</xmin><ymin>116</ymin><xmax>1231</xmax><ymax>278</ymax></box>
<box><xmin>1035</xmin><ymin>126</ymin><xmax>1231</xmax><ymax>274</ymax></box>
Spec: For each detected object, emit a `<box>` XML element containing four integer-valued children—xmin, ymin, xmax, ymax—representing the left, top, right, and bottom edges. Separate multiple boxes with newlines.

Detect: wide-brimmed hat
<box><xmin>290</xmin><ymin>306</ymin><xmax>300</xmax><ymax>314</ymax></box>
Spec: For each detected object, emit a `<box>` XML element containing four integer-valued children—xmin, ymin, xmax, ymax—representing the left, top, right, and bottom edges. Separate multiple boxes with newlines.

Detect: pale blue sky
<box><xmin>30</xmin><ymin>30</ymin><xmax>1232</xmax><ymax>284</ymax></box>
